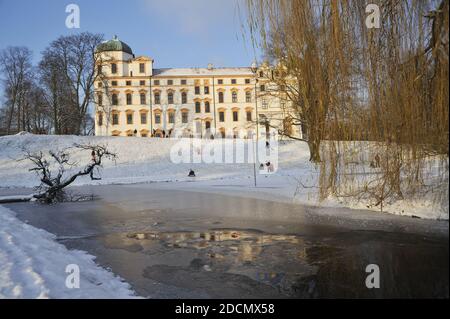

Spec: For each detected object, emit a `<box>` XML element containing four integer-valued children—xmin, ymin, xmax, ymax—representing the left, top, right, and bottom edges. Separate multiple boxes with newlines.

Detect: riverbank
<box><xmin>0</xmin><ymin>205</ymin><xmax>138</xmax><ymax>298</ymax></box>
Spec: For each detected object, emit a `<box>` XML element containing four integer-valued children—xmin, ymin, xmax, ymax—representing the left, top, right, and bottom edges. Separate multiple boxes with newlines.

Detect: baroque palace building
<box><xmin>94</xmin><ymin>36</ymin><xmax>302</xmax><ymax>139</ymax></box>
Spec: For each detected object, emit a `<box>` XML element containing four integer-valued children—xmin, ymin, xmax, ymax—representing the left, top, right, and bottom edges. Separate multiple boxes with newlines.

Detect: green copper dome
<box><xmin>96</xmin><ymin>35</ymin><xmax>133</xmax><ymax>55</ymax></box>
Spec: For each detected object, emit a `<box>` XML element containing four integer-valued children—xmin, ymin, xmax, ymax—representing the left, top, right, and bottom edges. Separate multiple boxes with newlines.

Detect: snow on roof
<box><xmin>153</xmin><ymin>67</ymin><xmax>254</xmax><ymax>77</ymax></box>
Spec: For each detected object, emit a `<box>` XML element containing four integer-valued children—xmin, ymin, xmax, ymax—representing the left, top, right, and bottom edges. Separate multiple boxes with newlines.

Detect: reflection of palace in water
<box><xmin>124</xmin><ymin>228</ymin><xmax>449</xmax><ymax>298</ymax></box>
<box><xmin>128</xmin><ymin>229</ymin><xmax>304</xmax><ymax>263</ymax></box>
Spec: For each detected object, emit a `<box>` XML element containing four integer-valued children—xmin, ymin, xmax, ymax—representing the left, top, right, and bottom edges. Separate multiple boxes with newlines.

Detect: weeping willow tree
<box><xmin>245</xmin><ymin>0</ymin><xmax>359</xmax><ymax>162</ymax></box>
<box><xmin>246</xmin><ymin>0</ymin><xmax>449</xmax><ymax>212</ymax></box>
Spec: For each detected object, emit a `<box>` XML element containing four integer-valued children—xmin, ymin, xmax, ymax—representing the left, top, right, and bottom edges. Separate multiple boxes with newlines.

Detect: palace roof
<box><xmin>96</xmin><ymin>35</ymin><xmax>133</xmax><ymax>55</ymax></box>
<box><xmin>153</xmin><ymin>67</ymin><xmax>253</xmax><ymax>77</ymax></box>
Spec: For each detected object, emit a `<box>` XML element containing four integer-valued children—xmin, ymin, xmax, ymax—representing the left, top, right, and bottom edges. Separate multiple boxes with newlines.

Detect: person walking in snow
<box><xmin>265</xmin><ymin>161</ymin><xmax>273</xmax><ymax>173</ymax></box>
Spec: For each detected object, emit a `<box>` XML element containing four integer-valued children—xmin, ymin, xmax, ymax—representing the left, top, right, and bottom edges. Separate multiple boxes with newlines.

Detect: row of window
<box><xmin>110</xmin><ymin>128</ymin><xmax>257</xmax><ymax>139</ymax></box>
<box><xmin>98</xmin><ymin>109</ymin><xmax>253</xmax><ymax>126</ymax></box>
<box><xmin>98</xmin><ymin>80</ymin><xmax>148</xmax><ymax>88</ymax></box>
<box><xmin>97</xmin><ymin>78</ymin><xmax>256</xmax><ymax>88</ymax></box>
<box><xmin>153</xmin><ymin>78</ymin><xmax>252</xmax><ymax>86</ymax></box>
<box><xmin>97</xmin><ymin>93</ymin><xmax>148</xmax><ymax>106</ymax></box>
<box><xmin>98</xmin><ymin>80</ymin><xmax>266</xmax><ymax>99</ymax></box>
<box><xmin>99</xmin><ymin>80</ymin><xmax>267</xmax><ymax>96</ymax></box>
<box><xmin>99</xmin><ymin>91</ymin><xmax>255</xmax><ymax>106</ymax></box>
<box><xmin>155</xmin><ymin>90</ymin><xmax>252</xmax><ymax>104</ymax></box>
<box><xmin>98</xmin><ymin>63</ymin><xmax>146</xmax><ymax>75</ymax></box>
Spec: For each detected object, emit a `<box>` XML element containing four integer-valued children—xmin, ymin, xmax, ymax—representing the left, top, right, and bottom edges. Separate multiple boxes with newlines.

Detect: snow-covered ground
<box><xmin>0</xmin><ymin>205</ymin><xmax>137</xmax><ymax>298</ymax></box>
<box><xmin>0</xmin><ymin>133</ymin><xmax>448</xmax><ymax>299</ymax></box>
<box><xmin>0</xmin><ymin>133</ymin><xmax>448</xmax><ymax>220</ymax></box>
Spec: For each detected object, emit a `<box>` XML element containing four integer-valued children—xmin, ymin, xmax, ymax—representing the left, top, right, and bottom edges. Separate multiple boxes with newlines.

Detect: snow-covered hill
<box><xmin>0</xmin><ymin>133</ymin><xmax>309</xmax><ymax>186</ymax></box>
<box><xmin>0</xmin><ymin>133</ymin><xmax>447</xmax><ymax>220</ymax></box>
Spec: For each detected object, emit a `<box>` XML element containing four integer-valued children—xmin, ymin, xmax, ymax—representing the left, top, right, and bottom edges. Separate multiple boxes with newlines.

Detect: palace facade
<box><xmin>94</xmin><ymin>36</ymin><xmax>302</xmax><ymax>139</ymax></box>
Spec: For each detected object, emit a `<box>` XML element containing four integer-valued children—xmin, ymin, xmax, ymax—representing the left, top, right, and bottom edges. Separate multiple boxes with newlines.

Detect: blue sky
<box><xmin>0</xmin><ymin>0</ymin><xmax>261</xmax><ymax>68</ymax></box>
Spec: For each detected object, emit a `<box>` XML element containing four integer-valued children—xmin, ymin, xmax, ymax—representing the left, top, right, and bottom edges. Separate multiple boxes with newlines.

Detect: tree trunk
<box><xmin>6</xmin><ymin>104</ymin><xmax>14</xmax><ymax>134</ymax></box>
<box><xmin>53</xmin><ymin>96</ymin><xmax>58</xmax><ymax>134</ymax></box>
<box><xmin>308</xmin><ymin>138</ymin><xmax>321</xmax><ymax>163</ymax></box>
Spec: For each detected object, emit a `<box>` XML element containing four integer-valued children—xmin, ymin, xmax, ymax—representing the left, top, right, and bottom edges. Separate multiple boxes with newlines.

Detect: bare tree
<box><xmin>39</xmin><ymin>51</ymin><xmax>71</xmax><ymax>134</ymax></box>
<box><xmin>0</xmin><ymin>47</ymin><xmax>33</xmax><ymax>134</ymax></box>
<box><xmin>22</xmin><ymin>144</ymin><xmax>116</xmax><ymax>203</ymax></box>
<box><xmin>26</xmin><ymin>84</ymin><xmax>53</xmax><ymax>134</ymax></box>
<box><xmin>40</xmin><ymin>32</ymin><xmax>104</xmax><ymax>135</ymax></box>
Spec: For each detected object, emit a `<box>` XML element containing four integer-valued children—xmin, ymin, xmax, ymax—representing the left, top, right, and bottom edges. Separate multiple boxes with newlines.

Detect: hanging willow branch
<box><xmin>245</xmin><ymin>0</ymin><xmax>449</xmax><ymax>210</ymax></box>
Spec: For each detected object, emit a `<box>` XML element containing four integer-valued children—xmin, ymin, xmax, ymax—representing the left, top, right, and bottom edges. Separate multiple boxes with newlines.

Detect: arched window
<box><xmin>112</xmin><ymin>112</ymin><xmax>119</xmax><ymax>125</ymax></box>
<box><xmin>219</xmin><ymin>111</ymin><xmax>225</xmax><ymax>122</ymax></box>
<box><xmin>245</xmin><ymin>91</ymin><xmax>251</xmax><ymax>103</ymax></box>
<box><xmin>97</xmin><ymin>112</ymin><xmax>103</xmax><ymax>126</ymax></box>
<box><xmin>140</xmin><ymin>93</ymin><xmax>146</xmax><ymax>105</ymax></box>
<box><xmin>112</xmin><ymin>93</ymin><xmax>118</xmax><ymax>106</ymax></box>
<box><xmin>154</xmin><ymin>92</ymin><xmax>160</xmax><ymax>104</ymax></box>
<box><xmin>204</xmin><ymin>101</ymin><xmax>210</xmax><ymax>113</ymax></box>
<box><xmin>195</xmin><ymin>101</ymin><xmax>201</xmax><ymax>113</ymax></box>
<box><xmin>233</xmin><ymin>110</ymin><xmax>239</xmax><ymax>122</ymax></box>
<box><xmin>246</xmin><ymin>110</ymin><xmax>252</xmax><ymax>122</ymax></box>
<box><xmin>168</xmin><ymin>92</ymin><xmax>174</xmax><ymax>104</ymax></box>
<box><xmin>154</xmin><ymin>112</ymin><xmax>161</xmax><ymax>124</ymax></box>
<box><xmin>140</xmin><ymin>112</ymin><xmax>147</xmax><ymax>124</ymax></box>
<box><xmin>181</xmin><ymin>111</ymin><xmax>189</xmax><ymax>123</ymax></box>
<box><xmin>111</xmin><ymin>63</ymin><xmax>117</xmax><ymax>74</ymax></box>
<box><xmin>168</xmin><ymin>112</ymin><xmax>175</xmax><ymax>124</ymax></box>
<box><xmin>126</xmin><ymin>93</ymin><xmax>132</xmax><ymax>105</ymax></box>
<box><xmin>181</xmin><ymin>92</ymin><xmax>187</xmax><ymax>104</ymax></box>
<box><xmin>218</xmin><ymin>91</ymin><xmax>224</xmax><ymax>103</ymax></box>
<box><xmin>232</xmin><ymin>91</ymin><xmax>238</xmax><ymax>103</ymax></box>
<box><xmin>126</xmin><ymin>112</ymin><xmax>133</xmax><ymax>124</ymax></box>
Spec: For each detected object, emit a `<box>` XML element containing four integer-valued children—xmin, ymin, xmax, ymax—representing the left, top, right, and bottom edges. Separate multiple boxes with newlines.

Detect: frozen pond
<box><xmin>3</xmin><ymin>184</ymin><xmax>448</xmax><ymax>298</ymax></box>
